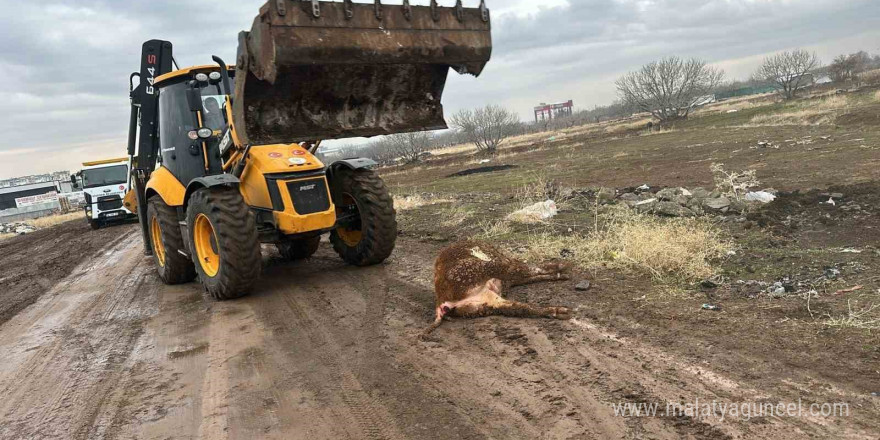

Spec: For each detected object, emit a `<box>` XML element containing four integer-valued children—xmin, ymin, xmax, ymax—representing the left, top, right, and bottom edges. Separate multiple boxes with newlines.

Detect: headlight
<box><xmin>187</xmin><ymin>130</ymin><xmax>199</xmax><ymax>140</ymax></box>
<box><xmin>197</xmin><ymin>128</ymin><xmax>213</xmax><ymax>139</ymax></box>
<box><xmin>209</xmin><ymin>71</ymin><xmax>222</xmax><ymax>81</ymax></box>
<box><xmin>195</xmin><ymin>73</ymin><xmax>209</xmax><ymax>82</ymax></box>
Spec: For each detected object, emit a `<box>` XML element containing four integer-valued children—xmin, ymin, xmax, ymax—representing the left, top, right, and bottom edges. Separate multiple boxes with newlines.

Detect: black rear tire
<box><xmin>276</xmin><ymin>236</ymin><xmax>321</xmax><ymax>260</ymax></box>
<box><xmin>147</xmin><ymin>197</ymin><xmax>196</xmax><ymax>284</ymax></box>
<box><xmin>186</xmin><ymin>187</ymin><xmax>261</xmax><ymax>300</ymax></box>
<box><xmin>329</xmin><ymin>168</ymin><xmax>397</xmax><ymax>266</ymax></box>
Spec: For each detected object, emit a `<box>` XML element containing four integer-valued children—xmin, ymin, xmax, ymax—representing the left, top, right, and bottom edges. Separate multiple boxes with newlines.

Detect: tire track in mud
<box><xmin>272</xmin><ymin>274</ymin><xmax>404</xmax><ymax>440</ymax></box>
<box><xmin>0</xmin><ymin>238</ymin><xmax>157</xmax><ymax>440</ymax></box>
<box><xmin>3</xmin><ymin>236</ymin><xmax>877</xmax><ymax>439</ymax></box>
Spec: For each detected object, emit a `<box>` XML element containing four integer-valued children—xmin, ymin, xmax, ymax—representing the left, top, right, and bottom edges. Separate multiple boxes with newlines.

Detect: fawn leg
<box><xmin>514</xmin><ymin>273</ymin><xmax>570</xmax><ymax>287</ymax></box>
<box><xmin>493</xmin><ymin>300</ymin><xmax>571</xmax><ymax>320</ymax></box>
<box><xmin>421</xmin><ymin>305</ymin><xmax>452</xmax><ymax>337</ymax></box>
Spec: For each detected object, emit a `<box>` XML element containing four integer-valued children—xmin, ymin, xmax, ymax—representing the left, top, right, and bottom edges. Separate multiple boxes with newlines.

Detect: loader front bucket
<box><xmin>232</xmin><ymin>0</ymin><xmax>492</xmax><ymax>145</ymax></box>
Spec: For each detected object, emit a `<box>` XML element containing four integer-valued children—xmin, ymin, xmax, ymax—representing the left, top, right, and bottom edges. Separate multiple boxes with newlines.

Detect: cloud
<box><xmin>0</xmin><ymin>0</ymin><xmax>878</xmax><ymax>178</ymax></box>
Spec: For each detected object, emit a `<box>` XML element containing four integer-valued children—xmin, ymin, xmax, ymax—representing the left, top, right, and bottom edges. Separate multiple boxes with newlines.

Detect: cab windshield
<box><xmin>200</xmin><ymin>95</ymin><xmax>228</xmax><ymax>131</ymax></box>
<box><xmin>82</xmin><ymin>165</ymin><xmax>127</xmax><ymax>188</ymax></box>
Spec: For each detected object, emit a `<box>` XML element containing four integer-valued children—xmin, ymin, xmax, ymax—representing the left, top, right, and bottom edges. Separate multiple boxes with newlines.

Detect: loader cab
<box><xmin>154</xmin><ymin>66</ymin><xmax>235</xmax><ymax>185</ymax></box>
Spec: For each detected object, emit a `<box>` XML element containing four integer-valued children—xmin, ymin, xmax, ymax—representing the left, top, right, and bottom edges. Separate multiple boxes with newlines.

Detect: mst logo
<box><xmin>298</xmin><ymin>184</ymin><xmax>317</xmax><ymax>192</ymax></box>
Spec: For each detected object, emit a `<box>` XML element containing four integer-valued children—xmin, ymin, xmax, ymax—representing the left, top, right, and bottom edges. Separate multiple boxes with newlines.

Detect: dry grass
<box><xmin>605</xmin><ymin>117</ymin><xmax>652</xmax><ymax>134</ymax></box>
<box><xmin>859</xmin><ymin>68</ymin><xmax>880</xmax><ymax>86</ymax></box>
<box><xmin>520</xmin><ymin>206</ymin><xmax>733</xmax><ymax>283</ymax></box>
<box><xmin>439</xmin><ymin>204</ymin><xmax>473</xmax><ymax>228</ymax></box>
<box><xmin>873</xmin><ymin>90</ymin><xmax>880</xmax><ymax>102</ymax></box>
<box><xmin>25</xmin><ymin>212</ymin><xmax>83</xmax><ymax>228</ymax></box>
<box><xmin>393</xmin><ymin>193</ymin><xmax>454</xmax><ymax>211</ymax></box>
<box><xmin>748</xmin><ymin>95</ymin><xmax>852</xmax><ymax>126</ymax></box>
<box><xmin>476</xmin><ymin>219</ymin><xmax>513</xmax><ymax>239</ymax></box>
<box><xmin>697</xmin><ymin>93</ymin><xmax>775</xmax><ymax>116</ymax></box>
<box><xmin>512</xmin><ymin>172</ymin><xmax>553</xmax><ymax>208</ymax></box>
<box><xmin>711</xmin><ymin>163</ymin><xmax>760</xmax><ymax>200</ymax></box>
<box><xmin>639</xmin><ymin>127</ymin><xmax>677</xmax><ymax>137</ymax></box>
<box><xmin>429</xmin><ymin>142</ymin><xmax>478</xmax><ymax>156</ymax></box>
<box><xmin>824</xmin><ymin>300</ymin><xmax>880</xmax><ymax>330</ymax></box>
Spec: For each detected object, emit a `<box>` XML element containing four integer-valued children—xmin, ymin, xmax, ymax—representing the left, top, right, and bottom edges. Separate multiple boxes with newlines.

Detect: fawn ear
<box><xmin>485</xmin><ymin>278</ymin><xmax>503</xmax><ymax>294</ymax></box>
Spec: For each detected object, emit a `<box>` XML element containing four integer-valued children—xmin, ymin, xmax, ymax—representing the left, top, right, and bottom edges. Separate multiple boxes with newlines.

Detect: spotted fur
<box><xmin>424</xmin><ymin>240</ymin><xmax>571</xmax><ymax>336</ymax></box>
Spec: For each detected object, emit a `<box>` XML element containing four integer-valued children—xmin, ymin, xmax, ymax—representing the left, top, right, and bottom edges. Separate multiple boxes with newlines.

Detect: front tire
<box><xmin>186</xmin><ymin>187</ymin><xmax>261</xmax><ymax>300</ymax></box>
<box><xmin>147</xmin><ymin>197</ymin><xmax>196</xmax><ymax>284</ymax></box>
<box><xmin>276</xmin><ymin>236</ymin><xmax>321</xmax><ymax>260</ymax></box>
<box><xmin>89</xmin><ymin>219</ymin><xmax>101</xmax><ymax>230</ymax></box>
<box><xmin>329</xmin><ymin>168</ymin><xmax>397</xmax><ymax>266</ymax></box>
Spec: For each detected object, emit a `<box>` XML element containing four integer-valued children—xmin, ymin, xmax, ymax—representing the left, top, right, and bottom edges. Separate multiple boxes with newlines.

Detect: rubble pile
<box><xmin>607</xmin><ymin>185</ymin><xmax>781</xmax><ymax>218</ymax></box>
<box><xmin>0</xmin><ymin>222</ymin><xmax>37</xmax><ymax>235</ymax></box>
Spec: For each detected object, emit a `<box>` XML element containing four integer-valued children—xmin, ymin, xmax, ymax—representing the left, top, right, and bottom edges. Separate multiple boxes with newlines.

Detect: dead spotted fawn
<box><xmin>424</xmin><ymin>240</ymin><xmax>572</xmax><ymax>336</ymax></box>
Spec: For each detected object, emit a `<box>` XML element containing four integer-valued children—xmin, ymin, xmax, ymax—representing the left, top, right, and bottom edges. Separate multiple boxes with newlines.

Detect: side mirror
<box><xmin>185</xmin><ymin>83</ymin><xmax>203</xmax><ymax>112</ymax></box>
<box><xmin>70</xmin><ymin>174</ymin><xmax>79</xmax><ymax>189</ymax></box>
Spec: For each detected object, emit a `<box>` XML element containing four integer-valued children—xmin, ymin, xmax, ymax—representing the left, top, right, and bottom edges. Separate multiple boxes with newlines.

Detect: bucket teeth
<box><xmin>233</xmin><ymin>0</ymin><xmax>492</xmax><ymax>145</ymax></box>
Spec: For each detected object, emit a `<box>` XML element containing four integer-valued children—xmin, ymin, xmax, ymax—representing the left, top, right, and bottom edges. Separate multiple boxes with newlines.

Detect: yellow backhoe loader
<box><xmin>125</xmin><ymin>0</ymin><xmax>492</xmax><ymax>299</ymax></box>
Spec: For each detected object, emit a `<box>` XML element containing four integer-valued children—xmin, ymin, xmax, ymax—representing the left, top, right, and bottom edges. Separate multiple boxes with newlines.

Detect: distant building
<box><xmin>0</xmin><ymin>182</ymin><xmax>63</xmax><ymax>223</ymax></box>
<box><xmin>534</xmin><ymin>100</ymin><xmax>574</xmax><ymax>122</ymax></box>
<box><xmin>0</xmin><ymin>170</ymin><xmax>71</xmax><ymax>189</ymax></box>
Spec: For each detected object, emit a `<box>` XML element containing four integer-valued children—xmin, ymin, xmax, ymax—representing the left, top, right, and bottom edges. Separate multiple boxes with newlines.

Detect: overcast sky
<box><xmin>0</xmin><ymin>0</ymin><xmax>877</xmax><ymax>179</ymax></box>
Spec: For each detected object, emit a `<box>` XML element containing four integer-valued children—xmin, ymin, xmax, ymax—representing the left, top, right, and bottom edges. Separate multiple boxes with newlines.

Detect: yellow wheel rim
<box><xmin>336</xmin><ymin>193</ymin><xmax>362</xmax><ymax>247</ymax></box>
<box><xmin>150</xmin><ymin>216</ymin><xmax>166</xmax><ymax>267</ymax></box>
<box><xmin>193</xmin><ymin>214</ymin><xmax>220</xmax><ymax>277</ymax></box>
<box><xmin>337</xmin><ymin>227</ymin><xmax>363</xmax><ymax>247</ymax></box>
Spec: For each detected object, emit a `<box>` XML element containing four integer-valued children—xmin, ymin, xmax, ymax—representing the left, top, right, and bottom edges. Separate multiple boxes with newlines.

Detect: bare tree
<box><xmin>449</xmin><ymin>105</ymin><xmax>520</xmax><ymax>155</ymax></box>
<box><xmin>385</xmin><ymin>131</ymin><xmax>433</xmax><ymax>163</ymax></box>
<box><xmin>615</xmin><ymin>56</ymin><xmax>724</xmax><ymax>124</ymax></box>
<box><xmin>754</xmin><ymin>50</ymin><xmax>821</xmax><ymax>99</ymax></box>
<box><xmin>830</xmin><ymin>51</ymin><xmax>872</xmax><ymax>84</ymax></box>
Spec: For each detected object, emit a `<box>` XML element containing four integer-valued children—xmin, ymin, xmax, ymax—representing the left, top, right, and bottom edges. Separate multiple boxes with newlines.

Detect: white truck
<box><xmin>72</xmin><ymin>157</ymin><xmax>136</xmax><ymax>229</ymax></box>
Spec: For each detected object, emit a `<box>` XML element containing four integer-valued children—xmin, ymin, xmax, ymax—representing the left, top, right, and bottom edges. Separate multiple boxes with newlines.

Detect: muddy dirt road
<box><xmin>0</xmin><ymin>224</ymin><xmax>877</xmax><ymax>439</ymax></box>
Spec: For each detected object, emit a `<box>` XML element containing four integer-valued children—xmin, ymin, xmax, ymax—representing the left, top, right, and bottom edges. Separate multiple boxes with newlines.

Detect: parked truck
<box><xmin>72</xmin><ymin>157</ymin><xmax>137</xmax><ymax>229</ymax></box>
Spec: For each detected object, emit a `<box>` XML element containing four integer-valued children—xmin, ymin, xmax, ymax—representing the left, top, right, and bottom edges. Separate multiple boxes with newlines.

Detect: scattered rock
<box><xmin>768</xmin><ymin>282</ymin><xmax>786</xmax><ymax>297</ymax></box>
<box><xmin>755</xmin><ymin>140</ymin><xmax>779</xmax><ymax>149</ymax></box>
<box><xmin>824</xmin><ymin>268</ymin><xmax>841</xmax><ymax>280</ymax></box>
<box><xmin>704</xmin><ymin>196</ymin><xmax>732</xmax><ymax>211</ymax></box>
<box><xmin>690</xmin><ymin>187</ymin><xmax>711</xmax><ymax>199</ymax></box>
<box><xmin>619</xmin><ymin>193</ymin><xmax>640</xmax><ymax>206</ymax></box>
<box><xmin>673</xmin><ymin>194</ymin><xmax>691</xmax><ymax>206</ymax></box>
<box><xmin>597</xmin><ymin>187</ymin><xmax>616</xmax><ymax>203</ymax></box>
<box><xmin>728</xmin><ymin>200</ymin><xmax>748</xmax><ymax>214</ymax></box>
<box><xmin>701</xmin><ymin>276</ymin><xmax>724</xmax><ymax>289</ymax></box>
<box><xmin>655</xmin><ymin>201</ymin><xmax>695</xmax><ymax>217</ymax></box>
<box><xmin>656</xmin><ymin>188</ymin><xmax>678</xmax><ymax>201</ymax></box>
<box><xmin>1</xmin><ymin>222</ymin><xmax>38</xmax><ymax>235</ymax></box>
<box><xmin>633</xmin><ymin>198</ymin><xmax>658</xmax><ymax>213</ymax></box>
<box><xmin>574</xmin><ymin>280</ymin><xmax>592</xmax><ymax>291</ymax></box>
